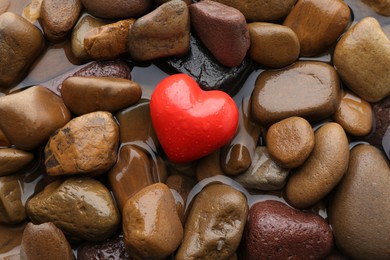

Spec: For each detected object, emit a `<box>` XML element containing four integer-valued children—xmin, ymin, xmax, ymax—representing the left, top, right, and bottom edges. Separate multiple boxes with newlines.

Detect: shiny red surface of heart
<box><xmin>150</xmin><ymin>74</ymin><xmax>239</xmax><ymax>163</ymax></box>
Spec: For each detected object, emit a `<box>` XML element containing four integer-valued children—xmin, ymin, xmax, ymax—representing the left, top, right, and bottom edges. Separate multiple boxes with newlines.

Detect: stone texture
<box><xmin>189</xmin><ymin>0</ymin><xmax>250</xmax><ymax>67</ymax></box>
<box><xmin>176</xmin><ymin>184</ymin><xmax>248</xmax><ymax>259</ymax></box>
<box><xmin>155</xmin><ymin>0</ymin><xmax>191</xmax><ymax>5</ymax></box>
<box><xmin>196</xmin><ymin>149</ymin><xmax>224</xmax><ymax>181</ymax></box>
<box><xmin>333</xmin><ymin>90</ymin><xmax>373</xmax><ymax>136</ymax></box>
<box><xmin>0</xmin><ymin>12</ymin><xmax>45</xmax><ymax>88</ymax></box>
<box><xmin>328</xmin><ymin>144</ymin><xmax>390</xmax><ymax>259</ymax></box>
<box><xmin>20</xmin><ymin>222</ymin><xmax>74</xmax><ymax>260</ymax></box>
<box><xmin>0</xmin><ymin>1</ymin><xmax>9</xmax><ymax>14</ymax></box>
<box><xmin>0</xmin><ymin>128</ymin><xmax>10</xmax><ymax>147</ymax></box>
<box><xmin>0</xmin><ymin>148</ymin><xmax>34</xmax><ymax>176</ymax></box>
<box><xmin>39</xmin><ymin>0</ymin><xmax>82</xmax><ymax>42</ymax></box>
<box><xmin>212</xmin><ymin>0</ymin><xmax>296</xmax><ymax>22</ymax></box>
<box><xmin>123</xmin><ymin>183</ymin><xmax>183</xmax><ymax>259</ymax></box>
<box><xmin>266</xmin><ymin>116</ymin><xmax>314</xmax><ymax>168</ymax></box>
<box><xmin>44</xmin><ymin>111</ymin><xmax>119</xmax><ymax>176</ymax></box>
<box><xmin>128</xmin><ymin>0</ymin><xmax>190</xmax><ymax>61</ymax></box>
<box><xmin>234</xmin><ymin>146</ymin><xmax>289</xmax><ymax>191</ymax></box>
<box><xmin>61</xmin><ymin>76</ymin><xmax>142</xmax><ymax>115</ymax></box>
<box><xmin>26</xmin><ymin>177</ymin><xmax>120</xmax><ymax>242</ymax></box>
<box><xmin>0</xmin><ymin>86</ymin><xmax>71</xmax><ymax>150</ymax></box>
<box><xmin>362</xmin><ymin>0</ymin><xmax>390</xmax><ymax>16</ymax></box>
<box><xmin>251</xmin><ymin>61</ymin><xmax>341</xmax><ymax>126</ymax></box>
<box><xmin>72</xmin><ymin>60</ymin><xmax>132</xmax><ymax>79</ymax></box>
<box><xmin>242</xmin><ymin>200</ymin><xmax>333</xmax><ymax>259</ymax></box>
<box><xmin>284</xmin><ymin>0</ymin><xmax>350</xmax><ymax>57</ymax></box>
<box><xmin>286</xmin><ymin>123</ymin><xmax>349</xmax><ymax>209</ymax></box>
<box><xmin>334</xmin><ymin>17</ymin><xmax>390</xmax><ymax>102</ymax></box>
<box><xmin>248</xmin><ymin>22</ymin><xmax>300</xmax><ymax>68</ymax></box>
<box><xmin>84</xmin><ymin>19</ymin><xmax>135</xmax><ymax>60</ymax></box>
<box><xmin>0</xmin><ymin>175</ymin><xmax>25</xmax><ymax>224</ymax></box>
<box><xmin>81</xmin><ymin>0</ymin><xmax>153</xmax><ymax>19</ymax></box>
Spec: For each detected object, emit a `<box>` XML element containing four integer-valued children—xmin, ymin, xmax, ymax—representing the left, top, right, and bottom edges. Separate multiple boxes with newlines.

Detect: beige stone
<box><xmin>334</xmin><ymin>17</ymin><xmax>390</xmax><ymax>102</ymax></box>
<box><xmin>80</xmin><ymin>0</ymin><xmax>153</xmax><ymax>19</ymax></box>
<box><xmin>0</xmin><ymin>175</ymin><xmax>25</xmax><ymax>224</ymax></box>
<box><xmin>362</xmin><ymin>0</ymin><xmax>390</xmax><ymax>16</ymax></box>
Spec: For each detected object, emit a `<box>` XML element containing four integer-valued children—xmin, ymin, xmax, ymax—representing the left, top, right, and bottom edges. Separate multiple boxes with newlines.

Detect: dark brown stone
<box><xmin>80</xmin><ymin>0</ymin><xmax>153</xmax><ymax>19</ymax></box>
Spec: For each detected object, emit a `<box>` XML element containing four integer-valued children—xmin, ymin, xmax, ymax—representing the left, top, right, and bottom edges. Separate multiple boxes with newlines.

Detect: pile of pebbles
<box><xmin>0</xmin><ymin>0</ymin><xmax>389</xmax><ymax>259</ymax></box>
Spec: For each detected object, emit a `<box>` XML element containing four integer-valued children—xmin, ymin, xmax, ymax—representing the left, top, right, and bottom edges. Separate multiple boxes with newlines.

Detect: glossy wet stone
<box><xmin>251</xmin><ymin>61</ymin><xmax>341</xmax><ymax>126</ymax></box>
<box><xmin>176</xmin><ymin>184</ymin><xmax>248</xmax><ymax>259</ymax></box>
<box><xmin>248</xmin><ymin>22</ymin><xmax>300</xmax><ymax>68</ymax></box>
<box><xmin>39</xmin><ymin>0</ymin><xmax>82</xmax><ymax>42</ymax></box>
<box><xmin>0</xmin><ymin>86</ymin><xmax>71</xmax><ymax>150</ymax></box>
<box><xmin>84</xmin><ymin>19</ymin><xmax>135</xmax><ymax>60</ymax></box>
<box><xmin>196</xmin><ymin>149</ymin><xmax>224</xmax><ymax>181</ymax></box>
<box><xmin>333</xmin><ymin>90</ymin><xmax>373</xmax><ymax>136</ymax></box>
<box><xmin>266</xmin><ymin>116</ymin><xmax>314</xmax><ymax>168</ymax></box>
<box><xmin>155</xmin><ymin>33</ymin><xmax>253</xmax><ymax>95</ymax></box>
<box><xmin>26</xmin><ymin>177</ymin><xmax>120</xmax><ymax>242</ymax></box>
<box><xmin>328</xmin><ymin>144</ymin><xmax>390</xmax><ymax>259</ymax></box>
<box><xmin>0</xmin><ymin>12</ymin><xmax>45</xmax><ymax>89</ymax></box>
<box><xmin>128</xmin><ymin>0</ymin><xmax>190</xmax><ymax>61</ymax></box>
<box><xmin>20</xmin><ymin>222</ymin><xmax>74</xmax><ymax>260</ymax></box>
<box><xmin>81</xmin><ymin>0</ymin><xmax>153</xmax><ymax>19</ymax></box>
<box><xmin>189</xmin><ymin>0</ymin><xmax>250</xmax><ymax>67</ymax></box>
<box><xmin>0</xmin><ymin>148</ymin><xmax>34</xmax><ymax>176</ymax></box>
<box><xmin>0</xmin><ymin>175</ymin><xmax>25</xmax><ymax>224</ymax></box>
<box><xmin>242</xmin><ymin>200</ymin><xmax>333</xmax><ymax>259</ymax></box>
<box><xmin>284</xmin><ymin>0</ymin><xmax>350</xmax><ymax>57</ymax></box>
<box><xmin>334</xmin><ymin>17</ymin><xmax>390</xmax><ymax>102</ymax></box>
<box><xmin>286</xmin><ymin>123</ymin><xmax>349</xmax><ymax>209</ymax></box>
<box><xmin>44</xmin><ymin>111</ymin><xmax>119</xmax><ymax>176</ymax></box>
<box><xmin>234</xmin><ymin>146</ymin><xmax>289</xmax><ymax>191</ymax></box>
<box><xmin>61</xmin><ymin>76</ymin><xmax>142</xmax><ymax>115</ymax></box>
<box><xmin>123</xmin><ymin>183</ymin><xmax>183</xmax><ymax>259</ymax></box>
<box><xmin>165</xmin><ymin>174</ymin><xmax>196</xmax><ymax>206</ymax></box>
<box><xmin>212</xmin><ymin>0</ymin><xmax>297</xmax><ymax>22</ymax></box>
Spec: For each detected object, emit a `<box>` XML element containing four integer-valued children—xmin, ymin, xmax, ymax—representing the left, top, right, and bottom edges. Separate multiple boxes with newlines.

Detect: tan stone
<box><xmin>286</xmin><ymin>123</ymin><xmax>349</xmax><ymax>209</ymax></box>
<box><xmin>123</xmin><ymin>183</ymin><xmax>183</xmax><ymax>259</ymax></box>
<box><xmin>334</xmin><ymin>17</ymin><xmax>390</xmax><ymax>102</ymax></box>
<box><xmin>128</xmin><ymin>0</ymin><xmax>190</xmax><ymax>61</ymax></box>
<box><xmin>26</xmin><ymin>177</ymin><xmax>120</xmax><ymax>242</ymax></box>
<box><xmin>45</xmin><ymin>111</ymin><xmax>119</xmax><ymax>176</ymax></box>
<box><xmin>333</xmin><ymin>90</ymin><xmax>373</xmax><ymax>136</ymax></box>
<box><xmin>61</xmin><ymin>76</ymin><xmax>142</xmax><ymax>115</ymax></box>
<box><xmin>84</xmin><ymin>19</ymin><xmax>135</xmax><ymax>60</ymax></box>
<box><xmin>248</xmin><ymin>22</ymin><xmax>300</xmax><ymax>68</ymax></box>
<box><xmin>362</xmin><ymin>0</ymin><xmax>390</xmax><ymax>16</ymax></box>
<box><xmin>0</xmin><ymin>86</ymin><xmax>71</xmax><ymax>150</ymax></box>
<box><xmin>284</xmin><ymin>0</ymin><xmax>350</xmax><ymax>57</ymax></box>
<box><xmin>20</xmin><ymin>222</ymin><xmax>74</xmax><ymax>260</ymax></box>
<box><xmin>0</xmin><ymin>175</ymin><xmax>25</xmax><ymax>224</ymax></box>
<box><xmin>0</xmin><ymin>148</ymin><xmax>34</xmax><ymax>176</ymax></box>
<box><xmin>0</xmin><ymin>0</ymin><xmax>9</xmax><ymax>14</ymax></box>
<box><xmin>266</xmin><ymin>117</ymin><xmax>315</xmax><ymax>168</ymax></box>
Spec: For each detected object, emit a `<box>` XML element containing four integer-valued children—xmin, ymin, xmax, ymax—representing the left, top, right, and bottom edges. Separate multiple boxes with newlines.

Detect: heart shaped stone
<box><xmin>150</xmin><ymin>74</ymin><xmax>239</xmax><ymax>163</ymax></box>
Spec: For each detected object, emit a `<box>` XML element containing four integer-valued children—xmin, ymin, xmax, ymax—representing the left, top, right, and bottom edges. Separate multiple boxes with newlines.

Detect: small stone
<box><xmin>266</xmin><ymin>117</ymin><xmax>314</xmax><ymax>168</ymax></box>
<box><xmin>176</xmin><ymin>184</ymin><xmax>248</xmax><ymax>259</ymax></box>
<box><xmin>26</xmin><ymin>177</ymin><xmax>120</xmax><ymax>242</ymax></box>
<box><xmin>72</xmin><ymin>60</ymin><xmax>132</xmax><ymax>79</ymax></box>
<box><xmin>0</xmin><ymin>86</ymin><xmax>71</xmax><ymax>150</ymax></box>
<box><xmin>0</xmin><ymin>175</ymin><xmax>25</xmax><ymax>224</ymax></box>
<box><xmin>165</xmin><ymin>174</ymin><xmax>197</xmax><ymax>205</ymax></box>
<box><xmin>242</xmin><ymin>200</ymin><xmax>333</xmax><ymax>259</ymax></box>
<box><xmin>123</xmin><ymin>183</ymin><xmax>183</xmax><ymax>259</ymax></box>
<box><xmin>334</xmin><ymin>17</ymin><xmax>390</xmax><ymax>102</ymax></box>
<box><xmin>251</xmin><ymin>61</ymin><xmax>341</xmax><ymax>126</ymax></box>
<box><xmin>362</xmin><ymin>0</ymin><xmax>390</xmax><ymax>16</ymax></box>
<box><xmin>234</xmin><ymin>146</ymin><xmax>289</xmax><ymax>191</ymax></box>
<box><xmin>0</xmin><ymin>12</ymin><xmax>45</xmax><ymax>88</ymax></box>
<box><xmin>44</xmin><ymin>111</ymin><xmax>119</xmax><ymax>176</ymax></box>
<box><xmin>20</xmin><ymin>222</ymin><xmax>74</xmax><ymax>260</ymax></box>
<box><xmin>328</xmin><ymin>144</ymin><xmax>390</xmax><ymax>259</ymax></box>
<box><xmin>284</xmin><ymin>0</ymin><xmax>350</xmax><ymax>57</ymax></box>
<box><xmin>84</xmin><ymin>19</ymin><xmax>135</xmax><ymax>60</ymax></box>
<box><xmin>286</xmin><ymin>123</ymin><xmax>349</xmax><ymax>209</ymax></box>
<box><xmin>80</xmin><ymin>0</ymin><xmax>153</xmax><ymax>19</ymax></box>
<box><xmin>189</xmin><ymin>1</ymin><xmax>250</xmax><ymax>67</ymax></box>
<box><xmin>61</xmin><ymin>76</ymin><xmax>142</xmax><ymax>115</ymax></box>
<box><xmin>333</xmin><ymin>90</ymin><xmax>373</xmax><ymax>136</ymax></box>
<box><xmin>129</xmin><ymin>0</ymin><xmax>190</xmax><ymax>61</ymax></box>
<box><xmin>196</xmin><ymin>149</ymin><xmax>224</xmax><ymax>181</ymax></box>
<box><xmin>248</xmin><ymin>22</ymin><xmax>300</xmax><ymax>68</ymax></box>
<box><xmin>0</xmin><ymin>148</ymin><xmax>34</xmax><ymax>176</ymax></box>
<box><xmin>39</xmin><ymin>0</ymin><xmax>82</xmax><ymax>42</ymax></box>
<box><xmin>212</xmin><ymin>0</ymin><xmax>296</xmax><ymax>22</ymax></box>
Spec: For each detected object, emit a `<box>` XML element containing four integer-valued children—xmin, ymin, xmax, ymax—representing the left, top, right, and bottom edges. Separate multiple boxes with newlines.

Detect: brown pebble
<box><xmin>0</xmin><ymin>148</ymin><xmax>34</xmax><ymax>176</ymax></box>
<box><xmin>362</xmin><ymin>0</ymin><xmax>390</xmax><ymax>16</ymax></box>
<box><xmin>196</xmin><ymin>149</ymin><xmax>224</xmax><ymax>181</ymax></box>
<box><xmin>0</xmin><ymin>0</ymin><xmax>9</xmax><ymax>14</ymax></box>
<box><xmin>80</xmin><ymin>0</ymin><xmax>153</xmax><ymax>19</ymax></box>
<box><xmin>0</xmin><ymin>175</ymin><xmax>25</xmax><ymax>224</ymax></box>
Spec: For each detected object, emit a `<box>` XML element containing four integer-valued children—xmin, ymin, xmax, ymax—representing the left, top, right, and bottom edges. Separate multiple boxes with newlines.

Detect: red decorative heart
<box><xmin>150</xmin><ymin>74</ymin><xmax>239</xmax><ymax>163</ymax></box>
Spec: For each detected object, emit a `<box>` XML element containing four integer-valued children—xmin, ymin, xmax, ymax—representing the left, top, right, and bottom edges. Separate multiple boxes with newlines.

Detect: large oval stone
<box><xmin>26</xmin><ymin>177</ymin><xmax>120</xmax><ymax>242</ymax></box>
<box><xmin>80</xmin><ymin>0</ymin><xmax>153</xmax><ymax>19</ymax></box>
<box><xmin>251</xmin><ymin>61</ymin><xmax>341</xmax><ymax>126</ymax></box>
<box><xmin>328</xmin><ymin>144</ymin><xmax>390</xmax><ymax>259</ymax></box>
